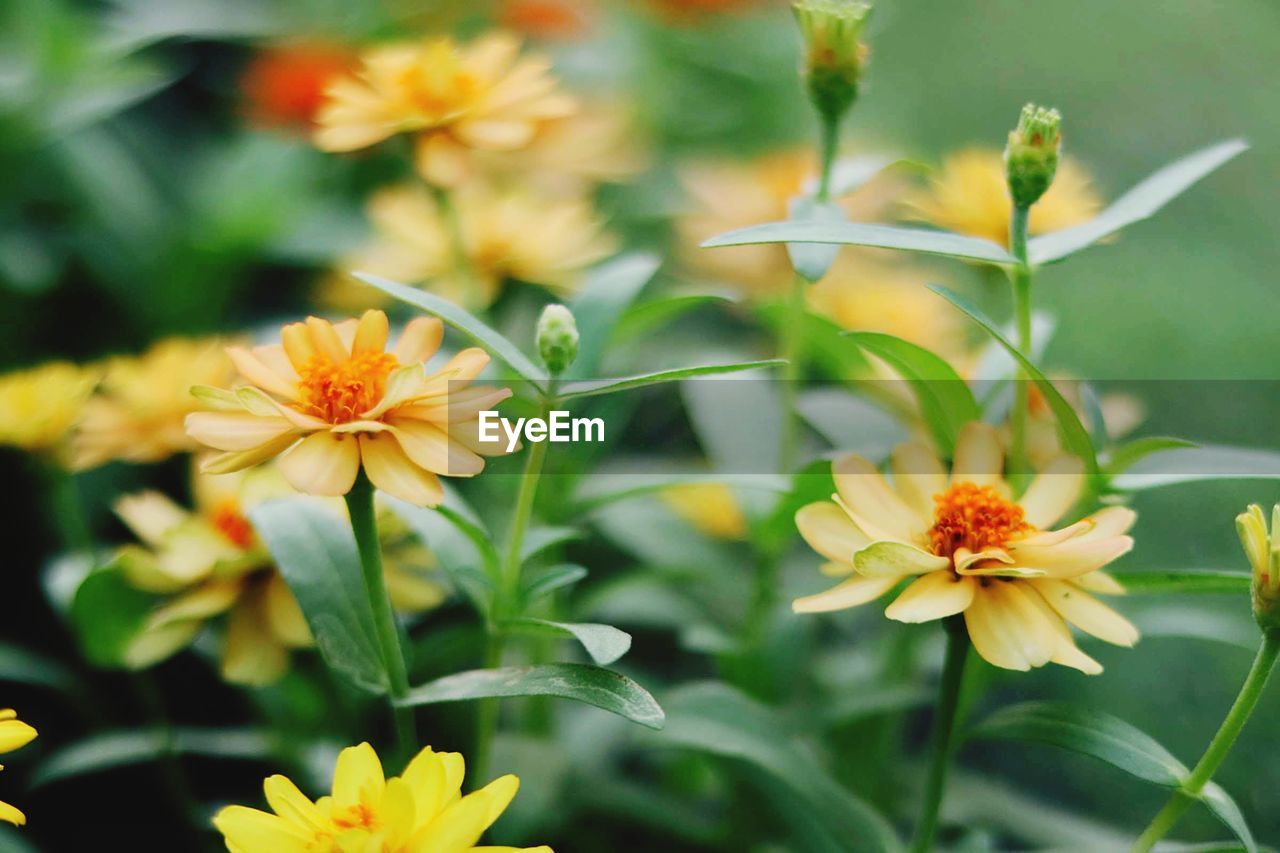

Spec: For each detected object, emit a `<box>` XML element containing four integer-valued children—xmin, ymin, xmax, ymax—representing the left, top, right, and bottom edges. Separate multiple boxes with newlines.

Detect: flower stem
<box><xmin>910</xmin><ymin>617</ymin><xmax>971</xmax><ymax>853</ymax></box>
<box><xmin>344</xmin><ymin>472</ymin><xmax>417</xmax><ymax>754</ymax></box>
<box><xmin>430</xmin><ymin>183</ymin><xmax>481</xmax><ymax>299</ymax></box>
<box><xmin>778</xmin><ymin>271</ymin><xmax>809</xmax><ymax>473</ymax></box>
<box><xmin>1008</xmin><ymin>203</ymin><xmax>1033</xmax><ymax>484</ymax></box>
<box><xmin>43</xmin><ymin>461</ymin><xmax>93</xmax><ymax>556</ymax></box>
<box><xmin>817</xmin><ymin>113</ymin><xmax>841</xmax><ymax>202</ymax></box>
<box><xmin>1132</xmin><ymin>629</ymin><xmax>1280</xmax><ymax>852</ymax></box>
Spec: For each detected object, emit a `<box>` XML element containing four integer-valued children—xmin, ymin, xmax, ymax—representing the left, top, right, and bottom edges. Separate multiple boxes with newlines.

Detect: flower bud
<box><xmin>1004</xmin><ymin>103</ymin><xmax>1061</xmax><ymax>209</ymax></box>
<box><xmin>793</xmin><ymin>0</ymin><xmax>871</xmax><ymax>125</ymax></box>
<box><xmin>536</xmin><ymin>304</ymin><xmax>579</xmax><ymax>375</ymax></box>
<box><xmin>1237</xmin><ymin>503</ymin><xmax>1280</xmax><ymax>631</ymax></box>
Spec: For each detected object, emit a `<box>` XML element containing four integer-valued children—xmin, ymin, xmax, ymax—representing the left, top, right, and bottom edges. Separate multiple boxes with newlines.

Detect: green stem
<box><xmin>43</xmin><ymin>461</ymin><xmax>92</xmax><ymax>556</ymax></box>
<box><xmin>1132</xmin><ymin>629</ymin><xmax>1280</xmax><ymax>852</ymax></box>
<box><xmin>816</xmin><ymin>113</ymin><xmax>841</xmax><ymax>202</ymax></box>
<box><xmin>910</xmin><ymin>617</ymin><xmax>971</xmax><ymax>853</ymax></box>
<box><xmin>778</xmin><ymin>272</ymin><xmax>809</xmax><ymax>473</ymax></box>
<box><xmin>344</xmin><ymin>472</ymin><xmax>417</xmax><ymax>754</ymax></box>
<box><xmin>1008</xmin><ymin>204</ymin><xmax>1033</xmax><ymax>485</ymax></box>
<box><xmin>430</xmin><ymin>183</ymin><xmax>480</xmax><ymax>298</ymax></box>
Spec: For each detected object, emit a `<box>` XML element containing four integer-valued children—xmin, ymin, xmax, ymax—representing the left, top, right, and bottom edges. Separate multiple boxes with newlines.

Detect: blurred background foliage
<box><xmin>1</xmin><ymin>0</ymin><xmax>1278</xmax><ymax>849</ymax></box>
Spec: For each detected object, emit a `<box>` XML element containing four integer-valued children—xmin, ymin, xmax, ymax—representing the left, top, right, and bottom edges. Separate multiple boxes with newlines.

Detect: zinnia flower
<box><xmin>0</xmin><ymin>362</ymin><xmax>96</xmax><ymax>460</ymax></box>
<box><xmin>213</xmin><ymin>741</ymin><xmax>552</xmax><ymax>852</ymax></box>
<box><xmin>907</xmin><ymin>148</ymin><xmax>1101</xmax><ymax>247</ymax></box>
<box><xmin>329</xmin><ymin>183</ymin><xmax>613</xmax><ymax>310</ymax></box>
<box><xmin>0</xmin><ymin>709</ymin><xmax>36</xmax><ymax>826</ymax></box>
<box><xmin>314</xmin><ymin>33</ymin><xmax>575</xmax><ymax>187</ymax></box>
<box><xmin>73</xmin><ymin>337</ymin><xmax>237</xmax><ymax>470</ymax></box>
<box><xmin>185</xmin><ymin>310</ymin><xmax>510</xmax><ymax>507</ymax></box>
<box><xmin>794</xmin><ymin>422</ymin><xmax>1139</xmax><ymax>673</ymax></box>
<box><xmin>114</xmin><ymin>466</ymin><xmax>444</xmax><ymax>685</ymax></box>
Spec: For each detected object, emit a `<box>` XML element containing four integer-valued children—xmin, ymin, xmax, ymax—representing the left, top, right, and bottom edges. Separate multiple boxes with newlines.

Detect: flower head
<box><xmin>0</xmin><ymin>709</ymin><xmax>36</xmax><ymax>826</ymax></box>
<box><xmin>793</xmin><ymin>0</ymin><xmax>872</xmax><ymax>123</ymax></box>
<box><xmin>213</xmin><ymin>741</ymin><xmax>552</xmax><ymax>852</ymax></box>
<box><xmin>1237</xmin><ymin>504</ymin><xmax>1280</xmax><ymax>631</ymax></box>
<box><xmin>73</xmin><ymin>337</ymin><xmax>237</xmax><ymax>470</ymax></box>
<box><xmin>185</xmin><ymin>310</ymin><xmax>512</xmax><ymax>507</ymax></box>
<box><xmin>241</xmin><ymin>41</ymin><xmax>355</xmax><ymax>130</ymax></box>
<box><xmin>536</xmin><ymin>304</ymin><xmax>579</xmax><ymax>375</ymax></box>
<box><xmin>314</xmin><ymin>33</ymin><xmax>575</xmax><ymax>187</ymax></box>
<box><xmin>0</xmin><ymin>362</ymin><xmax>96</xmax><ymax>460</ymax></box>
<box><xmin>663</xmin><ymin>483</ymin><xmax>748</xmax><ymax>540</ymax></box>
<box><xmin>794</xmin><ymin>422</ymin><xmax>1138</xmax><ymax>673</ymax></box>
<box><xmin>908</xmin><ymin>148</ymin><xmax>1101</xmax><ymax>247</ymax></box>
<box><xmin>1005</xmin><ymin>103</ymin><xmax>1062</xmax><ymax>209</ymax></box>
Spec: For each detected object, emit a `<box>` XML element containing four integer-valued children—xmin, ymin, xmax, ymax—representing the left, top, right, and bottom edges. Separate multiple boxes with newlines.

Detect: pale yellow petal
<box><xmin>885</xmin><ymin>571</ymin><xmax>975</xmax><ymax>623</ymax></box>
<box><xmin>359</xmin><ymin>432</ymin><xmax>445</xmax><ymax>507</ymax></box>
<box><xmin>792</xmin><ymin>575</ymin><xmax>899</xmax><ymax>614</ymax></box>
<box><xmin>264</xmin><ymin>573</ymin><xmax>312</xmax><ymax>648</ymax></box>
<box><xmin>833</xmin><ymin>454</ymin><xmax>926</xmax><ymax>541</ymax></box>
<box><xmin>387</xmin><ymin>418</ymin><xmax>485</xmax><ymax>477</ymax></box>
<box><xmin>113</xmin><ymin>491</ymin><xmax>187</xmax><ymax>545</ymax></box>
<box><xmin>890</xmin><ymin>442</ymin><xmax>947</xmax><ymax>519</ymax></box>
<box><xmin>950</xmin><ymin>422</ymin><xmax>1003</xmax><ymax>487</ymax></box>
<box><xmin>185</xmin><ymin>412</ymin><xmax>298</xmax><ymax>452</ymax></box>
<box><xmin>227</xmin><ymin>346</ymin><xmax>299</xmax><ymax>401</ymax></box>
<box><xmin>1018</xmin><ymin>455</ymin><xmax>1085</xmax><ymax>528</ymax></box>
<box><xmin>1032</xmin><ymin>579</ymin><xmax>1139</xmax><ymax>647</ymax></box>
<box><xmin>352</xmin><ymin>310</ymin><xmax>391</xmax><ymax>356</ymax></box>
<box><xmin>1007</xmin><ymin>535</ymin><xmax>1134</xmax><ymax>579</ymax></box>
<box><xmin>278</xmin><ymin>431</ymin><xmax>360</xmax><ymax>496</ymax></box>
<box><xmin>795</xmin><ymin>501</ymin><xmax>869</xmax><ymax>564</ymax></box>
<box><xmin>393</xmin><ymin>317</ymin><xmax>446</xmax><ymax>366</ymax></box>
<box><xmin>1073</xmin><ymin>570</ymin><xmax>1126</xmax><ymax>595</ymax></box>
<box><xmin>963</xmin><ymin>581</ymin><xmax>1056</xmax><ymax>671</ymax></box>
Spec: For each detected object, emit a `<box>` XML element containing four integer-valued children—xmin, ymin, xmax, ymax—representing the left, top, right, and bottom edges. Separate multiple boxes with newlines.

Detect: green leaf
<box><xmin>520</xmin><ymin>526</ymin><xmax>583</xmax><ymax>564</ymax></box>
<box><xmin>32</xmin><ymin>728</ymin><xmax>272</xmax><ymax>788</ymax></box>
<box><xmin>0</xmin><ymin>642</ymin><xmax>78</xmax><ymax>693</ymax></box>
<box><xmin>1202</xmin><ymin>783</ymin><xmax>1258</xmax><ymax>853</ymax></box>
<box><xmin>1104</xmin><ymin>436</ymin><xmax>1199</xmax><ymax>476</ymax></box>
<box><xmin>521</xmin><ymin>564</ymin><xmax>588</xmax><ymax>603</ymax></box>
<box><xmin>567</xmin><ymin>253</ymin><xmax>662</xmax><ymax>379</ymax></box>
<box><xmin>401</xmin><ymin>663</ymin><xmax>664</xmax><ymax>729</ymax></box>
<box><xmin>702</xmin><ymin>220</ymin><xmax>1017</xmax><ymax>265</ymax></box>
<box><xmin>356</xmin><ymin>272</ymin><xmax>547</xmax><ymax>390</ymax></box>
<box><xmin>250</xmin><ymin>498</ymin><xmax>388</xmax><ymax>694</ymax></box>
<box><xmin>1130</xmin><ymin>604</ymin><xmax>1256</xmax><ymax>652</ymax></box>
<box><xmin>558</xmin><ymin>359</ymin><xmax>785</xmax><ymax>400</ymax></box>
<box><xmin>381</xmin><ymin>494</ymin><xmax>500</xmax><ymax>615</ymax></box>
<box><xmin>612</xmin><ymin>294</ymin><xmax>737</xmax><ymax>344</ymax></box>
<box><xmin>69</xmin><ymin>560</ymin><xmax>161</xmax><ymax>669</ymax></box>
<box><xmin>1028</xmin><ymin>139</ymin><xmax>1248</xmax><ymax>264</ymax></box>
<box><xmin>785</xmin><ymin>196</ymin><xmax>845</xmax><ymax>282</ymax></box>
<box><xmin>795</xmin><ymin>389</ymin><xmax>907</xmax><ymax>459</ymax></box>
<box><xmin>929</xmin><ymin>285</ymin><xmax>1099</xmax><ymax>478</ymax></box>
<box><xmin>846</xmin><ymin>331</ymin><xmax>980</xmax><ymax>455</ymax></box>
<box><xmin>1110</xmin><ymin>445</ymin><xmax>1280</xmax><ymax>491</ymax></box>
<box><xmin>573</xmin><ymin>471</ymin><xmax>788</xmax><ymax>514</ymax></box>
<box><xmin>968</xmin><ymin>701</ymin><xmax>1186</xmax><ymax>786</ymax></box>
<box><xmin>659</xmin><ymin>682</ymin><xmax>901</xmax><ymax>852</ymax></box>
<box><xmin>506</xmin><ymin>618</ymin><xmax>632</xmax><ymax>665</ymax></box>
<box><xmin>1109</xmin><ymin>570</ymin><xmax>1252</xmax><ymax>596</ymax></box>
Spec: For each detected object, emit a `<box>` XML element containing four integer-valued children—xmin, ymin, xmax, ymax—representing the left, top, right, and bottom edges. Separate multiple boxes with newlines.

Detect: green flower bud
<box><xmin>536</xmin><ymin>304</ymin><xmax>579</xmax><ymax>376</ymax></box>
<box><xmin>793</xmin><ymin>0</ymin><xmax>871</xmax><ymax>125</ymax></box>
<box><xmin>1236</xmin><ymin>503</ymin><xmax>1280</xmax><ymax>631</ymax></box>
<box><xmin>1004</xmin><ymin>103</ymin><xmax>1062</xmax><ymax>209</ymax></box>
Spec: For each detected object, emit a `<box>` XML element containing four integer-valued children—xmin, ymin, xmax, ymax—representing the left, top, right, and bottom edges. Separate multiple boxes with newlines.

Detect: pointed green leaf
<box><xmin>786</xmin><ymin>196</ymin><xmax>846</xmax><ymax>282</ymax></box>
<box><xmin>0</xmin><ymin>642</ymin><xmax>78</xmax><ymax>693</ymax></box>
<box><xmin>1203</xmin><ymin>783</ymin><xmax>1257</xmax><ymax>852</ymax></box>
<box><xmin>400</xmin><ymin>663</ymin><xmax>664</xmax><ymax>729</ymax></box>
<box><xmin>507</xmin><ymin>618</ymin><xmax>632</xmax><ymax>665</ymax></box>
<box><xmin>558</xmin><ymin>359</ymin><xmax>785</xmax><ymax>400</ymax></box>
<box><xmin>1111</xmin><ymin>445</ymin><xmax>1280</xmax><ymax>491</ymax></box>
<box><xmin>846</xmin><ymin>331</ymin><xmax>980</xmax><ymax>455</ymax></box>
<box><xmin>567</xmin><ymin>253</ymin><xmax>662</xmax><ymax>379</ymax></box>
<box><xmin>612</xmin><ymin>294</ymin><xmax>737</xmax><ymax>344</ymax></box>
<box><xmin>520</xmin><ymin>526</ymin><xmax>583</xmax><ymax>564</ymax></box>
<box><xmin>521</xmin><ymin>564</ymin><xmax>589</xmax><ymax>603</ymax></box>
<box><xmin>32</xmin><ymin>728</ymin><xmax>272</xmax><ymax>788</ymax></box>
<box><xmin>1028</xmin><ymin>139</ymin><xmax>1248</xmax><ymax>264</ymax></box>
<box><xmin>1104</xmin><ymin>436</ymin><xmax>1199</xmax><ymax>476</ymax></box>
<box><xmin>381</xmin><ymin>495</ymin><xmax>498</xmax><ymax>615</ymax></box>
<box><xmin>703</xmin><ymin>220</ymin><xmax>1016</xmax><ymax>264</ymax></box>
<box><xmin>356</xmin><ymin>272</ymin><xmax>547</xmax><ymax>390</ymax></box>
<box><xmin>69</xmin><ymin>560</ymin><xmax>161</xmax><ymax>670</ymax></box>
<box><xmin>929</xmin><ymin>284</ymin><xmax>1099</xmax><ymax>478</ymax></box>
<box><xmin>1109</xmin><ymin>570</ymin><xmax>1252</xmax><ymax>596</ymax></box>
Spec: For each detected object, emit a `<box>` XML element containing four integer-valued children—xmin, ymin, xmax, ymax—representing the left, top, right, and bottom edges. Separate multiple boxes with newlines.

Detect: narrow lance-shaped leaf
<box><xmin>558</xmin><ymin>359</ymin><xmax>785</xmax><ymax>400</ymax></box>
<box><xmin>929</xmin><ymin>284</ymin><xmax>1099</xmax><ymax>479</ymax></box>
<box><xmin>1110</xmin><ymin>444</ymin><xmax>1280</xmax><ymax>491</ymax></box>
<box><xmin>399</xmin><ymin>663</ymin><xmax>665</xmax><ymax>730</ymax></box>
<box><xmin>785</xmin><ymin>196</ymin><xmax>846</xmax><ymax>282</ymax></box>
<box><xmin>1103</xmin><ymin>436</ymin><xmax>1198</xmax><ymax>476</ymax></box>
<box><xmin>1028</xmin><ymin>139</ymin><xmax>1248</xmax><ymax>265</ymax></box>
<box><xmin>702</xmin><ymin>220</ymin><xmax>1017</xmax><ymax>265</ymax></box>
<box><xmin>355</xmin><ymin>271</ymin><xmax>547</xmax><ymax>390</ymax></box>
<box><xmin>505</xmin><ymin>618</ymin><xmax>633</xmax><ymax>665</ymax></box>
<box><xmin>567</xmin><ymin>253</ymin><xmax>662</xmax><ymax>379</ymax></box>
<box><xmin>1109</xmin><ymin>570</ymin><xmax>1252</xmax><ymax>596</ymax></box>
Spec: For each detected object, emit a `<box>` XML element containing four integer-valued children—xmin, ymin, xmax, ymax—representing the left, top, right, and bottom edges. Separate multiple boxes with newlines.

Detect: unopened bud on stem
<box><xmin>1004</xmin><ymin>103</ymin><xmax>1062</xmax><ymax>209</ymax></box>
<box><xmin>1237</xmin><ymin>503</ymin><xmax>1280</xmax><ymax>631</ymax></box>
<box><xmin>536</xmin><ymin>304</ymin><xmax>579</xmax><ymax>376</ymax></box>
<box><xmin>793</xmin><ymin>0</ymin><xmax>871</xmax><ymax>126</ymax></box>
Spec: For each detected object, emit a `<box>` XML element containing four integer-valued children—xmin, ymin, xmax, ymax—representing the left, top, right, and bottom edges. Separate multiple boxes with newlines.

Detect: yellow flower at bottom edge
<box><xmin>0</xmin><ymin>709</ymin><xmax>37</xmax><ymax>826</ymax></box>
<box><xmin>0</xmin><ymin>362</ymin><xmax>97</xmax><ymax>459</ymax></box>
<box><xmin>214</xmin><ymin>742</ymin><xmax>552</xmax><ymax>853</ymax></box>
<box><xmin>794</xmin><ymin>422</ymin><xmax>1139</xmax><ymax>673</ymax></box>
<box><xmin>185</xmin><ymin>310</ymin><xmax>512</xmax><ymax>507</ymax></box>
<box><xmin>907</xmin><ymin>148</ymin><xmax>1102</xmax><ymax>247</ymax></box>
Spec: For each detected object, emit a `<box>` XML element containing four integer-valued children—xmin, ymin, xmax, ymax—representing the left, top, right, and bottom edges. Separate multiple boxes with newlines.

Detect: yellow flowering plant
<box><xmin>0</xmin><ymin>710</ymin><xmax>36</xmax><ymax>827</ymax></box>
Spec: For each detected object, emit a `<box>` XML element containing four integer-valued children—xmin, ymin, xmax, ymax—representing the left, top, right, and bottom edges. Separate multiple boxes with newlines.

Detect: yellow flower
<box><xmin>794</xmin><ymin>422</ymin><xmax>1139</xmax><ymax>673</ymax></box>
<box><xmin>678</xmin><ymin>148</ymin><xmax>908</xmax><ymax>295</ymax></box>
<box><xmin>907</xmin><ymin>148</ymin><xmax>1102</xmax><ymax>246</ymax></box>
<box><xmin>115</xmin><ymin>466</ymin><xmax>444</xmax><ymax>685</ymax></box>
<box><xmin>314</xmin><ymin>33</ymin><xmax>575</xmax><ymax>187</ymax></box>
<box><xmin>0</xmin><ymin>362</ymin><xmax>96</xmax><ymax>459</ymax></box>
<box><xmin>73</xmin><ymin>337</ymin><xmax>237</xmax><ymax>470</ymax></box>
<box><xmin>662</xmin><ymin>483</ymin><xmax>748</xmax><ymax>539</ymax></box>
<box><xmin>331</xmin><ymin>183</ymin><xmax>614</xmax><ymax>310</ymax></box>
<box><xmin>0</xmin><ymin>709</ymin><xmax>37</xmax><ymax>826</ymax></box>
<box><xmin>213</xmin><ymin>741</ymin><xmax>552</xmax><ymax>852</ymax></box>
<box><xmin>185</xmin><ymin>310</ymin><xmax>511</xmax><ymax>507</ymax></box>
<box><xmin>1237</xmin><ymin>504</ymin><xmax>1280</xmax><ymax>630</ymax></box>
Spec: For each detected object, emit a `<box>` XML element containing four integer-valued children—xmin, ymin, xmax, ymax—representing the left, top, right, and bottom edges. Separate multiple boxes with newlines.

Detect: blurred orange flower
<box><xmin>241</xmin><ymin>41</ymin><xmax>355</xmax><ymax>130</ymax></box>
<box><xmin>499</xmin><ymin>0</ymin><xmax>596</xmax><ymax>40</ymax></box>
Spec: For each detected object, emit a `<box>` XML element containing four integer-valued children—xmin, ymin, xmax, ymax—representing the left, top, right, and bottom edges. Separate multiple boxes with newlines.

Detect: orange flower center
<box><xmin>928</xmin><ymin>482</ymin><xmax>1029</xmax><ymax>560</ymax></box>
<box><xmin>332</xmin><ymin>802</ymin><xmax>379</xmax><ymax>831</ymax></box>
<box><xmin>297</xmin><ymin>352</ymin><xmax>398</xmax><ymax>424</ymax></box>
<box><xmin>210</xmin><ymin>500</ymin><xmax>255</xmax><ymax>550</ymax></box>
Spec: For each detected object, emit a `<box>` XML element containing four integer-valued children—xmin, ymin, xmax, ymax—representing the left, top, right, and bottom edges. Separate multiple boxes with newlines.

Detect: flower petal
<box><xmin>833</xmin><ymin>453</ymin><xmax>926</xmax><ymax>542</ymax></box>
<box><xmin>890</xmin><ymin>442</ymin><xmax>947</xmax><ymax>519</ymax></box>
<box><xmin>186</xmin><ymin>412</ymin><xmax>298</xmax><ymax>452</ymax></box>
<box><xmin>795</xmin><ymin>501</ymin><xmax>869</xmax><ymax>564</ymax></box>
<box><xmin>1074</xmin><ymin>570</ymin><xmax>1126</xmax><ymax>595</ymax></box>
<box><xmin>885</xmin><ymin>571</ymin><xmax>975</xmax><ymax>623</ymax></box>
<box><xmin>412</xmin><ymin>774</ymin><xmax>519</xmax><ymax>850</ymax></box>
<box><xmin>792</xmin><ymin>575</ymin><xmax>899</xmax><ymax>614</ymax></box>
<box><xmin>388</xmin><ymin>418</ymin><xmax>485</xmax><ymax>477</ymax></box>
<box><xmin>1032</xmin><ymin>579</ymin><xmax>1140</xmax><ymax>647</ymax></box>
<box><xmin>854</xmin><ymin>541</ymin><xmax>949</xmax><ymax>579</ymax></box>
<box><xmin>213</xmin><ymin>805</ymin><xmax>313</xmax><ymax>852</ymax></box>
<box><xmin>227</xmin><ymin>346</ymin><xmax>299</xmax><ymax>401</ymax></box>
<box><xmin>393</xmin><ymin>317</ymin><xmax>445</xmax><ymax>365</ymax></box>
<box><xmin>0</xmin><ymin>717</ymin><xmax>37</xmax><ymax>753</ymax></box>
<box><xmin>332</xmin><ymin>742</ymin><xmax>385</xmax><ymax>811</ymax></box>
<box><xmin>963</xmin><ymin>581</ymin><xmax>1056</xmax><ymax>671</ymax></box>
<box><xmin>1007</xmin><ymin>535</ymin><xmax>1134</xmax><ymax>579</ymax></box>
<box><xmin>199</xmin><ymin>433</ymin><xmax>301</xmax><ymax>475</ymax></box>
<box><xmin>359</xmin><ymin>433</ymin><xmax>445</xmax><ymax>507</ymax></box>
<box><xmin>1019</xmin><ymin>454</ymin><xmax>1085</xmax><ymax>528</ymax></box>
<box><xmin>278</xmin><ymin>431</ymin><xmax>360</xmax><ymax>496</ymax></box>
<box><xmin>352</xmin><ymin>310</ymin><xmax>390</xmax><ymax>356</ymax></box>
<box><xmin>950</xmin><ymin>422</ymin><xmax>1003</xmax><ymax>487</ymax></box>
<box><xmin>222</xmin><ymin>591</ymin><xmax>290</xmax><ymax>686</ymax></box>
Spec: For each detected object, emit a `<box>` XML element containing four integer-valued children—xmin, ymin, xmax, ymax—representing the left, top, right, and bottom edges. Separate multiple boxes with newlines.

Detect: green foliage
<box><xmin>558</xmin><ymin>359</ymin><xmax>786</xmax><ymax>400</ymax></box>
<box><xmin>702</xmin><ymin>220</ymin><xmax>1018</xmax><ymax>265</ymax></box>
<box><xmin>69</xmin><ymin>559</ymin><xmax>160</xmax><ymax>669</ymax></box>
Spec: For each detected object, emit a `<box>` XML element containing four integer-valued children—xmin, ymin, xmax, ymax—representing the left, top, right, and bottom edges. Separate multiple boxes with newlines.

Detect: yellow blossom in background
<box><xmin>329</xmin><ymin>183</ymin><xmax>614</xmax><ymax>310</ymax></box>
<box><xmin>114</xmin><ymin>466</ymin><xmax>444</xmax><ymax>685</ymax></box>
<box><xmin>185</xmin><ymin>310</ymin><xmax>511</xmax><ymax>506</ymax></box>
<box><xmin>0</xmin><ymin>362</ymin><xmax>96</xmax><ymax>460</ymax></box>
<box><xmin>73</xmin><ymin>337</ymin><xmax>237</xmax><ymax>470</ymax></box>
<box><xmin>314</xmin><ymin>32</ymin><xmax>575</xmax><ymax>187</ymax></box>
<box><xmin>908</xmin><ymin>148</ymin><xmax>1102</xmax><ymax>246</ymax></box>
<box><xmin>0</xmin><ymin>709</ymin><xmax>36</xmax><ymax>826</ymax></box>
<box><xmin>662</xmin><ymin>483</ymin><xmax>748</xmax><ymax>539</ymax></box>
<box><xmin>678</xmin><ymin>148</ymin><xmax>909</xmax><ymax>295</ymax></box>
<box><xmin>213</xmin><ymin>741</ymin><xmax>552</xmax><ymax>852</ymax></box>
<box><xmin>794</xmin><ymin>422</ymin><xmax>1138</xmax><ymax>673</ymax></box>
